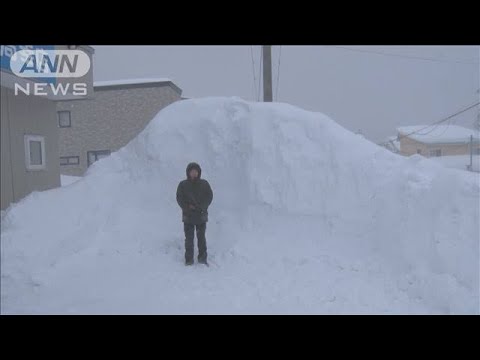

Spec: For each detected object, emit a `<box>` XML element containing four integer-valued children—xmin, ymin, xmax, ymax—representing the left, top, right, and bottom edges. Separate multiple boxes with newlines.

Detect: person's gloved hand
<box><xmin>188</xmin><ymin>204</ymin><xmax>196</xmax><ymax>210</ymax></box>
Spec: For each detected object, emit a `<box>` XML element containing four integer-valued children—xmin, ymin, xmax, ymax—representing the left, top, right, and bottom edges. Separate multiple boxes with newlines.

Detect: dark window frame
<box><xmin>58</xmin><ymin>110</ymin><xmax>72</xmax><ymax>128</ymax></box>
<box><xmin>429</xmin><ymin>149</ymin><xmax>442</xmax><ymax>157</ymax></box>
<box><xmin>60</xmin><ymin>156</ymin><xmax>80</xmax><ymax>166</ymax></box>
<box><xmin>87</xmin><ymin>150</ymin><xmax>111</xmax><ymax>167</ymax></box>
<box><xmin>24</xmin><ymin>134</ymin><xmax>46</xmax><ymax>171</ymax></box>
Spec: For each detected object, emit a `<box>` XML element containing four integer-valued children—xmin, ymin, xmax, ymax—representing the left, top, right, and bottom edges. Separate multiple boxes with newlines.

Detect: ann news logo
<box><xmin>2</xmin><ymin>46</ymin><xmax>90</xmax><ymax>97</ymax></box>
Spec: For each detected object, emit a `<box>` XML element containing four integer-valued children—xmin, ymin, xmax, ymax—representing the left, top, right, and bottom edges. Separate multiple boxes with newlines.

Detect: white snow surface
<box><xmin>60</xmin><ymin>175</ymin><xmax>81</xmax><ymax>187</ymax></box>
<box><xmin>429</xmin><ymin>155</ymin><xmax>480</xmax><ymax>173</ymax></box>
<box><xmin>397</xmin><ymin>125</ymin><xmax>479</xmax><ymax>144</ymax></box>
<box><xmin>94</xmin><ymin>78</ymin><xmax>173</xmax><ymax>88</ymax></box>
<box><xmin>1</xmin><ymin>97</ymin><xmax>479</xmax><ymax>314</ymax></box>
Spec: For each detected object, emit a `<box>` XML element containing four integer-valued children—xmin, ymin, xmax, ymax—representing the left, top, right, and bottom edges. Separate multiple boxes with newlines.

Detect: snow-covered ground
<box><xmin>60</xmin><ymin>175</ymin><xmax>82</xmax><ymax>187</ymax></box>
<box><xmin>429</xmin><ymin>155</ymin><xmax>480</xmax><ymax>173</ymax></box>
<box><xmin>1</xmin><ymin>97</ymin><xmax>479</xmax><ymax>314</ymax></box>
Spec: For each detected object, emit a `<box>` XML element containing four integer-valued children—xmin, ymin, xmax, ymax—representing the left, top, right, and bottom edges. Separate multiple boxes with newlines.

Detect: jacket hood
<box><xmin>186</xmin><ymin>162</ymin><xmax>202</xmax><ymax>179</ymax></box>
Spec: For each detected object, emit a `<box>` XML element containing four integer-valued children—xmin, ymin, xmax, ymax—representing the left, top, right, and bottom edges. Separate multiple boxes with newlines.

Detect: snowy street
<box><xmin>1</xmin><ymin>98</ymin><xmax>478</xmax><ymax>314</ymax></box>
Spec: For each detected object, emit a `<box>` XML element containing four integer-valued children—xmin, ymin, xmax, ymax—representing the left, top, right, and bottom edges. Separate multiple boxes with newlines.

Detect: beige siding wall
<box><xmin>57</xmin><ymin>85</ymin><xmax>181</xmax><ymax>176</ymax></box>
<box><xmin>1</xmin><ymin>86</ymin><xmax>60</xmax><ymax>210</ymax></box>
<box><xmin>400</xmin><ymin>136</ymin><xmax>428</xmax><ymax>156</ymax></box>
<box><xmin>399</xmin><ymin>135</ymin><xmax>474</xmax><ymax>157</ymax></box>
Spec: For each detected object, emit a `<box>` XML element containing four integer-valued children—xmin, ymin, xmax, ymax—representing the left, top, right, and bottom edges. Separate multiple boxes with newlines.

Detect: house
<box><xmin>396</xmin><ymin>125</ymin><xmax>480</xmax><ymax>157</ymax></box>
<box><xmin>1</xmin><ymin>45</ymin><xmax>94</xmax><ymax>210</ymax></box>
<box><xmin>56</xmin><ymin>78</ymin><xmax>182</xmax><ymax>176</ymax></box>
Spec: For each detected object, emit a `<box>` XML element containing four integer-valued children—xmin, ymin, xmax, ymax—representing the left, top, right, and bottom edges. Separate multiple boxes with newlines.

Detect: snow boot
<box><xmin>198</xmin><ymin>259</ymin><xmax>209</xmax><ymax>266</ymax></box>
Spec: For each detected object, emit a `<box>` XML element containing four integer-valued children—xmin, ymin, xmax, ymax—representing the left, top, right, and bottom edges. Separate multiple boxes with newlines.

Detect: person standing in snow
<box><xmin>176</xmin><ymin>162</ymin><xmax>213</xmax><ymax>266</ymax></box>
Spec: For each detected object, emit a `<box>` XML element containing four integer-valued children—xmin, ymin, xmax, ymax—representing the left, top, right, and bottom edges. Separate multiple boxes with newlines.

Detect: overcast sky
<box><xmin>93</xmin><ymin>46</ymin><xmax>479</xmax><ymax>142</ymax></box>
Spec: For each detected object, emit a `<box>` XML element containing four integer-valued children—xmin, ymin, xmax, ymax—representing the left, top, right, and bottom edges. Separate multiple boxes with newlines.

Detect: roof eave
<box><xmin>94</xmin><ymin>81</ymin><xmax>182</xmax><ymax>95</ymax></box>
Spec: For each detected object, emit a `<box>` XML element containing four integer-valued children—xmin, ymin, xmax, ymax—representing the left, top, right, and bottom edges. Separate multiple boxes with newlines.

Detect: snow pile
<box><xmin>1</xmin><ymin>97</ymin><xmax>479</xmax><ymax>314</ymax></box>
<box><xmin>60</xmin><ymin>175</ymin><xmax>81</xmax><ymax>187</ymax></box>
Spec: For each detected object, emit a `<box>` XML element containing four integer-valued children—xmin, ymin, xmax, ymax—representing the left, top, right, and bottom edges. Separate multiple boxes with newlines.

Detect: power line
<box><xmin>378</xmin><ymin>101</ymin><xmax>480</xmax><ymax>147</ymax></box>
<box><xmin>275</xmin><ymin>45</ymin><xmax>282</xmax><ymax>101</ymax></box>
<box><xmin>331</xmin><ymin>46</ymin><xmax>480</xmax><ymax>65</ymax></box>
<box><xmin>412</xmin><ymin>113</ymin><xmax>455</xmax><ymax>137</ymax></box>
<box><xmin>326</xmin><ymin>46</ymin><xmax>480</xmax><ymax>66</ymax></box>
<box><xmin>427</xmin><ymin>116</ymin><xmax>456</xmax><ymax>139</ymax></box>
<box><xmin>397</xmin><ymin>101</ymin><xmax>480</xmax><ymax>140</ymax></box>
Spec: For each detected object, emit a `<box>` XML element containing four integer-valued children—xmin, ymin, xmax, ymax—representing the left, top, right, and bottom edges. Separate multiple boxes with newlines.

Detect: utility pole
<box><xmin>262</xmin><ymin>45</ymin><xmax>273</xmax><ymax>102</ymax></box>
<box><xmin>469</xmin><ymin>134</ymin><xmax>473</xmax><ymax>171</ymax></box>
<box><xmin>475</xmin><ymin>89</ymin><xmax>480</xmax><ymax>130</ymax></box>
<box><xmin>477</xmin><ymin>89</ymin><xmax>480</xmax><ymax>130</ymax></box>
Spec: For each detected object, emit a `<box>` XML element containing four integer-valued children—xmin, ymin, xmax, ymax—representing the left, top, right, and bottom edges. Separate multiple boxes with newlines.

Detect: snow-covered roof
<box><xmin>93</xmin><ymin>78</ymin><xmax>182</xmax><ymax>95</ymax></box>
<box><xmin>397</xmin><ymin>125</ymin><xmax>480</xmax><ymax>144</ymax></box>
<box><xmin>94</xmin><ymin>78</ymin><xmax>173</xmax><ymax>87</ymax></box>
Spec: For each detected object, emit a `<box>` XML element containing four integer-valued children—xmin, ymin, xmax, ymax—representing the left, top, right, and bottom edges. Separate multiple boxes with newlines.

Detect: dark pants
<box><xmin>184</xmin><ymin>222</ymin><xmax>207</xmax><ymax>263</ymax></box>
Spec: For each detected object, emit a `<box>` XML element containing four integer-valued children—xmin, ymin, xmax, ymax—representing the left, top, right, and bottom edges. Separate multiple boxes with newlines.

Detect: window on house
<box><xmin>24</xmin><ymin>135</ymin><xmax>46</xmax><ymax>170</ymax></box>
<box><xmin>87</xmin><ymin>150</ymin><xmax>111</xmax><ymax>167</ymax></box>
<box><xmin>416</xmin><ymin>149</ymin><xmax>422</xmax><ymax>154</ymax></box>
<box><xmin>429</xmin><ymin>149</ymin><xmax>442</xmax><ymax>157</ymax></box>
<box><xmin>60</xmin><ymin>156</ymin><xmax>80</xmax><ymax>166</ymax></box>
<box><xmin>58</xmin><ymin>111</ymin><xmax>71</xmax><ymax>128</ymax></box>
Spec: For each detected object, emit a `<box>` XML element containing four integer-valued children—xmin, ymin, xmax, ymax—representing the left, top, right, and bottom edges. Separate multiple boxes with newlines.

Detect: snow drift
<box><xmin>1</xmin><ymin>97</ymin><xmax>479</xmax><ymax>314</ymax></box>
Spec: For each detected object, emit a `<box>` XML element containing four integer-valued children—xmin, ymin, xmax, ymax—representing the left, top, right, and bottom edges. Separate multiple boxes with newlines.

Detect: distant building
<box><xmin>1</xmin><ymin>45</ymin><xmax>94</xmax><ymax>210</ymax></box>
<box><xmin>57</xmin><ymin>78</ymin><xmax>182</xmax><ymax>176</ymax></box>
<box><xmin>397</xmin><ymin>125</ymin><xmax>480</xmax><ymax>157</ymax></box>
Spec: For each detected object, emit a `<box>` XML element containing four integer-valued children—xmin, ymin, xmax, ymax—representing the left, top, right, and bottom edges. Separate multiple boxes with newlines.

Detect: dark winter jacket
<box><xmin>176</xmin><ymin>162</ymin><xmax>213</xmax><ymax>225</ymax></box>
